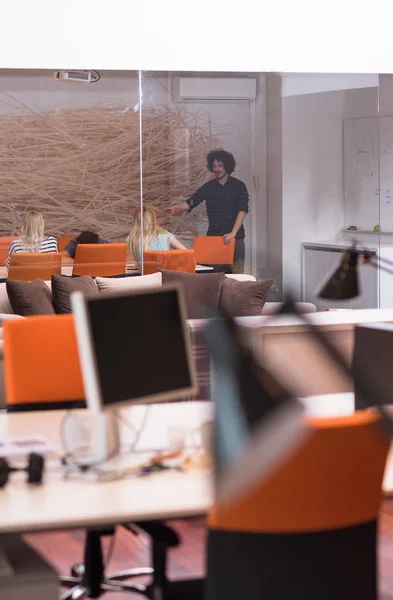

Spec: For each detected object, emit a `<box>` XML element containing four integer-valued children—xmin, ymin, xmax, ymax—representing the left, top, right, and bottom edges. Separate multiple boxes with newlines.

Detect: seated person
<box><xmin>62</xmin><ymin>231</ymin><xmax>109</xmax><ymax>259</ymax></box>
<box><xmin>126</xmin><ymin>206</ymin><xmax>186</xmax><ymax>263</ymax></box>
<box><xmin>6</xmin><ymin>210</ymin><xmax>58</xmax><ymax>270</ymax></box>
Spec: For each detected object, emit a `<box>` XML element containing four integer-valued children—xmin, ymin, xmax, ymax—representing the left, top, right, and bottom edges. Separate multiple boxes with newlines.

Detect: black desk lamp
<box><xmin>318</xmin><ymin>244</ymin><xmax>393</xmax><ymax>300</ymax></box>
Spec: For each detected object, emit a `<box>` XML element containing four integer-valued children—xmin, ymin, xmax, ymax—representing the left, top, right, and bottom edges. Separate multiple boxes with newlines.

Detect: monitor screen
<box><xmin>75</xmin><ymin>286</ymin><xmax>196</xmax><ymax>408</ymax></box>
<box><xmin>353</xmin><ymin>322</ymin><xmax>393</xmax><ymax>410</ymax></box>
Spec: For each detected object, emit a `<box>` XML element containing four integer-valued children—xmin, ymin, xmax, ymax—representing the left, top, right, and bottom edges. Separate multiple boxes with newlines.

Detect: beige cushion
<box><xmin>0</xmin><ymin>282</ymin><xmax>12</xmax><ymax>313</ymax></box>
<box><xmin>261</xmin><ymin>302</ymin><xmax>317</xmax><ymax>315</ymax></box>
<box><xmin>225</xmin><ymin>274</ymin><xmax>257</xmax><ymax>282</ymax></box>
<box><xmin>95</xmin><ymin>273</ymin><xmax>162</xmax><ymax>293</ymax></box>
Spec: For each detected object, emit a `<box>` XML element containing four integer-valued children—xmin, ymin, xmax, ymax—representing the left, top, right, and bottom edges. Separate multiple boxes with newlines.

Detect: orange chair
<box><xmin>143</xmin><ymin>249</ymin><xmax>196</xmax><ymax>275</ymax></box>
<box><xmin>207</xmin><ymin>411</ymin><xmax>390</xmax><ymax>600</ymax></box>
<box><xmin>58</xmin><ymin>235</ymin><xmax>75</xmax><ymax>253</ymax></box>
<box><xmin>193</xmin><ymin>236</ymin><xmax>235</xmax><ymax>265</ymax></box>
<box><xmin>0</xmin><ymin>236</ymin><xmax>18</xmax><ymax>267</ymax></box>
<box><xmin>8</xmin><ymin>252</ymin><xmax>62</xmax><ymax>281</ymax></box>
<box><xmin>3</xmin><ymin>314</ymin><xmax>85</xmax><ymax>411</ymax></box>
<box><xmin>73</xmin><ymin>243</ymin><xmax>127</xmax><ymax>277</ymax></box>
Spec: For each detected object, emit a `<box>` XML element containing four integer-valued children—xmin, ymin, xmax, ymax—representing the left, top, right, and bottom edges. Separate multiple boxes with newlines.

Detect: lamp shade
<box><xmin>318</xmin><ymin>249</ymin><xmax>359</xmax><ymax>300</ymax></box>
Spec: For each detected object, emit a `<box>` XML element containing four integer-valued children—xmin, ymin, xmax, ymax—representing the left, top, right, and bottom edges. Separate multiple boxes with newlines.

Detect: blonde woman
<box><xmin>6</xmin><ymin>210</ymin><xmax>58</xmax><ymax>270</ymax></box>
<box><xmin>127</xmin><ymin>206</ymin><xmax>186</xmax><ymax>263</ymax></box>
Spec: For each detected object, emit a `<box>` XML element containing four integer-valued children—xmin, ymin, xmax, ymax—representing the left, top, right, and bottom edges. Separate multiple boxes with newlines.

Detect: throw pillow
<box><xmin>219</xmin><ymin>277</ymin><xmax>274</xmax><ymax>317</ymax></box>
<box><xmin>6</xmin><ymin>279</ymin><xmax>55</xmax><ymax>316</ymax></box>
<box><xmin>95</xmin><ymin>272</ymin><xmax>162</xmax><ymax>292</ymax></box>
<box><xmin>159</xmin><ymin>269</ymin><xmax>225</xmax><ymax>319</ymax></box>
<box><xmin>51</xmin><ymin>274</ymin><xmax>97</xmax><ymax>314</ymax></box>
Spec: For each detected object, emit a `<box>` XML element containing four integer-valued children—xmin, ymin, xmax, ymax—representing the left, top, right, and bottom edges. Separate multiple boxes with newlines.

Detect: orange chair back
<box><xmin>73</xmin><ymin>243</ymin><xmax>127</xmax><ymax>276</ymax></box>
<box><xmin>143</xmin><ymin>249</ymin><xmax>196</xmax><ymax>275</ymax></box>
<box><xmin>58</xmin><ymin>236</ymin><xmax>75</xmax><ymax>253</ymax></box>
<box><xmin>3</xmin><ymin>314</ymin><xmax>85</xmax><ymax>410</ymax></box>
<box><xmin>193</xmin><ymin>236</ymin><xmax>235</xmax><ymax>265</ymax></box>
<box><xmin>209</xmin><ymin>411</ymin><xmax>390</xmax><ymax>534</ymax></box>
<box><xmin>0</xmin><ymin>236</ymin><xmax>18</xmax><ymax>266</ymax></box>
<box><xmin>8</xmin><ymin>252</ymin><xmax>62</xmax><ymax>281</ymax></box>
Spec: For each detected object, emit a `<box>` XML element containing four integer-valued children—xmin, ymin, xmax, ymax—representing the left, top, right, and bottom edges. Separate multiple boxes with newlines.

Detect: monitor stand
<box><xmin>91</xmin><ymin>409</ymin><xmax>120</xmax><ymax>464</ymax></box>
<box><xmin>65</xmin><ymin>409</ymin><xmax>122</xmax><ymax>473</ymax></box>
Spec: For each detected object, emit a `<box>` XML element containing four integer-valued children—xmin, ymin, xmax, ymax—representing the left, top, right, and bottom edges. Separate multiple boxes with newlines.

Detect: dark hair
<box><xmin>76</xmin><ymin>231</ymin><xmax>99</xmax><ymax>245</ymax></box>
<box><xmin>207</xmin><ymin>149</ymin><xmax>236</xmax><ymax>175</ymax></box>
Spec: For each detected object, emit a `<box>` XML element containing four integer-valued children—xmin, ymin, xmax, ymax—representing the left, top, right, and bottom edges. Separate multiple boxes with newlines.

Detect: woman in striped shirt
<box><xmin>6</xmin><ymin>210</ymin><xmax>58</xmax><ymax>270</ymax></box>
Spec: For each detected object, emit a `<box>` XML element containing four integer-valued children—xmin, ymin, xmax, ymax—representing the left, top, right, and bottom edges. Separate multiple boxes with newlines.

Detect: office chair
<box><xmin>73</xmin><ymin>243</ymin><xmax>127</xmax><ymax>277</ymax></box>
<box><xmin>0</xmin><ymin>236</ymin><xmax>18</xmax><ymax>266</ymax></box>
<box><xmin>58</xmin><ymin>236</ymin><xmax>75</xmax><ymax>253</ymax></box>
<box><xmin>193</xmin><ymin>236</ymin><xmax>235</xmax><ymax>268</ymax></box>
<box><xmin>3</xmin><ymin>314</ymin><xmax>195</xmax><ymax>599</ymax></box>
<box><xmin>206</xmin><ymin>410</ymin><xmax>390</xmax><ymax>600</ymax></box>
<box><xmin>8</xmin><ymin>252</ymin><xmax>62</xmax><ymax>281</ymax></box>
<box><xmin>143</xmin><ymin>249</ymin><xmax>195</xmax><ymax>275</ymax></box>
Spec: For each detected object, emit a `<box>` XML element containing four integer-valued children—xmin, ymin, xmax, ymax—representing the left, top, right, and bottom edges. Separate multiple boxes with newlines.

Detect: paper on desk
<box><xmin>0</xmin><ymin>436</ymin><xmax>54</xmax><ymax>458</ymax></box>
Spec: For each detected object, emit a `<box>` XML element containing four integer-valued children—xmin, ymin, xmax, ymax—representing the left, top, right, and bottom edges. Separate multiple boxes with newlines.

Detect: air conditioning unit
<box><xmin>54</xmin><ymin>71</ymin><xmax>100</xmax><ymax>83</ymax></box>
<box><xmin>172</xmin><ymin>77</ymin><xmax>257</xmax><ymax>102</ymax></box>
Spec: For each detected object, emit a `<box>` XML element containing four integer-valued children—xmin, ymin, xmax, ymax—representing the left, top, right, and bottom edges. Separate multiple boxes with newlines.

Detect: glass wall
<box><xmin>139</xmin><ymin>71</ymin><xmax>261</xmax><ymax>278</ymax></box>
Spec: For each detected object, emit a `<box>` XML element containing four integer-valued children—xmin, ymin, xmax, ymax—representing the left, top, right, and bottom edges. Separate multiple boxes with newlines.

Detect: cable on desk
<box><xmin>59</xmin><ymin>411</ymin><xmax>120</xmax><ymax>473</ymax></box>
<box><xmin>116</xmin><ymin>406</ymin><xmax>150</xmax><ymax>452</ymax></box>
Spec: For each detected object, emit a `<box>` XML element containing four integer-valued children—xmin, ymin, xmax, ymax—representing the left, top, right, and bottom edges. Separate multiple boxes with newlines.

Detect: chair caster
<box><xmin>71</xmin><ymin>563</ymin><xmax>85</xmax><ymax>578</ymax></box>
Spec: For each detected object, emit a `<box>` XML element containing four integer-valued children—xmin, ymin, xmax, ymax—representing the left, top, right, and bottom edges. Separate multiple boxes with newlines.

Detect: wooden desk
<box><xmin>0</xmin><ymin>402</ymin><xmax>213</xmax><ymax>535</ymax></box>
<box><xmin>1</xmin><ymin>394</ymin><xmax>392</xmax><ymax>537</ymax></box>
<box><xmin>237</xmin><ymin>309</ymin><xmax>393</xmax><ymax>398</ymax></box>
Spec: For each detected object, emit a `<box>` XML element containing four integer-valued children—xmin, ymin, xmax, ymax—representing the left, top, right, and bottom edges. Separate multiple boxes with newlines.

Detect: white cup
<box><xmin>200</xmin><ymin>421</ymin><xmax>213</xmax><ymax>456</ymax></box>
<box><xmin>168</xmin><ymin>426</ymin><xmax>188</xmax><ymax>451</ymax></box>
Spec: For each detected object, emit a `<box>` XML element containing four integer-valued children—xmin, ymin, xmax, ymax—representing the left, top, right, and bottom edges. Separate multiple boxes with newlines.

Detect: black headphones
<box><xmin>0</xmin><ymin>453</ymin><xmax>45</xmax><ymax>487</ymax></box>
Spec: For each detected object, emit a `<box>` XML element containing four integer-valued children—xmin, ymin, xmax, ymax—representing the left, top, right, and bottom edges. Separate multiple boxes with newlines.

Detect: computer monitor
<box><xmin>71</xmin><ymin>284</ymin><xmax>197</xmax><ymax>462</ymax></box>
<box><xmin>352</xmin><ymin>322</ymin><xmax>393</xmax><ymax>410</ymax></box>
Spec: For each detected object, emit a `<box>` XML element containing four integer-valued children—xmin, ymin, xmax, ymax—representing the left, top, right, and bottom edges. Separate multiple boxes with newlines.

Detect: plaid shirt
<box><xmin>186</xmin><ymin>176</ymin><xmax>249</xmax><ymax>239</ymax></box>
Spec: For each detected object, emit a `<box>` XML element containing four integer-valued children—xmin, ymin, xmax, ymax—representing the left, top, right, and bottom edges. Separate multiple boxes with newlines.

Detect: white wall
<box><xmin>282</xmin><ymin>85</ymin><xmax>378</xmax><ymax>299</ymax></box>
<box><xmin>282</xmin><ymin>73</ymin><xmax>379</xmax><ymax>97</ymax></box>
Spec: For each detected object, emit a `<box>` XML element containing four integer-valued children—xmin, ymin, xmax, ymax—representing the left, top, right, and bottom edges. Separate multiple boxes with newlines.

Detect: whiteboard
<box><xmin>344</xmin><ymin>116</ymin><xmax>393</xmax><ymax>232</ymax></box>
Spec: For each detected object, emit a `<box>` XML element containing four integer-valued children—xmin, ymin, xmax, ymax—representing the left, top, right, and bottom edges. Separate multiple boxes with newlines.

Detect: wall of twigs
<box><xmin>0</xmin><ymin>99</ymin><xmax>219</xmax><ymax>239</ymax></box>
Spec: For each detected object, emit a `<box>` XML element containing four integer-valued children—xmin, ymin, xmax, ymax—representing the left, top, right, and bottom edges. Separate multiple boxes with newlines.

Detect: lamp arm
<box><xmin>375</xmin><ymin>255</ymin><xmax>393</xmax><ymax>269</ymax></box>
<box><xmin>370</xmin><ymin>257</ymin><xmax>393</xmax><ymax>276</ymax></box>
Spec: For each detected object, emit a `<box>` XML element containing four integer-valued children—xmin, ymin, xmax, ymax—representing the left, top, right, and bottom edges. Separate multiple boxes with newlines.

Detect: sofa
<box><xmin>0</xmin><ymin>272</ymin><xmax>317</xmax><ymax>408</ymax></box>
